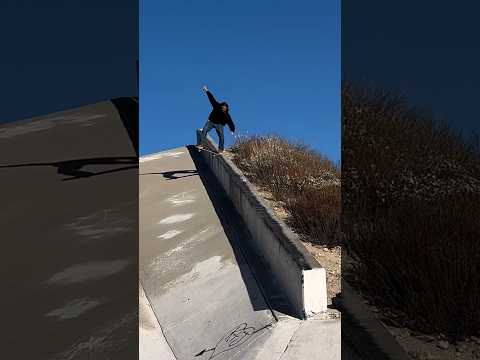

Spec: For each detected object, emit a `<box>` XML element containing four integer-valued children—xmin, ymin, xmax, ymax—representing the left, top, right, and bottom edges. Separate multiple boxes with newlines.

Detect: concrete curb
<box><xmin>196</xmin><ymin>130</ymin><xmax>328</xmax><ymax>318</ymax></box>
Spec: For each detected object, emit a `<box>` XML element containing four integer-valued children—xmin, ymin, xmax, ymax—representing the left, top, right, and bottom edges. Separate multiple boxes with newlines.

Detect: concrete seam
<box><xmin>301</xmin><ymin>272</ymin><xmax>307</xmax><ymax>320</ymax></box>
<box><xmin>278</xmin><ymin>321</ymin><xmax>302</xmax><ymax>360</ymax></box>
<box><xmin>140</xmin><ymin>280</ymin><xmax>178</xmax><ymax>359</ymax></box>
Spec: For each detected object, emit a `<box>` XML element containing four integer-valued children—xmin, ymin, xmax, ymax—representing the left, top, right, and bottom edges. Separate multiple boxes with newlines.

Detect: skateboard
<box><xmin>196</xmin><ymin>144</ymin><xmax>221</xmax><ymax>156</ymax></box>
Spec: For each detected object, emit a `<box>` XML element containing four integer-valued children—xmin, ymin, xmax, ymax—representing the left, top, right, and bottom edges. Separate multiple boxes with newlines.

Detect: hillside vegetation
<box><xmin>343</xmin><ymin>83</ymin><xmax>480</xmax><ymax>341</ymax></box>
<box><xmin>230</xmin><ymin>135</ymin><xmax>341</xmax><ymax>248</ymax></box>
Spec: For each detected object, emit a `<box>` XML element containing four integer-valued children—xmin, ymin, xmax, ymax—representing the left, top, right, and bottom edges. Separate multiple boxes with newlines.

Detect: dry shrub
<box><xmin>284</xmin><ymin>185</ymin><xmax>341</xmax><ymax>248</ymax></box>
<box><xmin>343</xmin><ymin>82</ymin><xmax>480</xmax><ymax>340</ymax></box>
<box><xmin>230</xmin><ymin>135</ymin><xmax>341</xmax><ymax>247</ymax></box>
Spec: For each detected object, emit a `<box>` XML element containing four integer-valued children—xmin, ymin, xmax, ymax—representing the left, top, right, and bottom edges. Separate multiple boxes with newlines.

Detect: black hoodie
<box><xmin>205</xmin><ymin>90</ymin><xmax>235</xmax><ymax>132</ymax></box>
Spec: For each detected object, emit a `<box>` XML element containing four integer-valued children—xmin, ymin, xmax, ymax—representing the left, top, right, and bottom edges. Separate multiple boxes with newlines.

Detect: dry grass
<box><xmin>342</xmin><ymin>82</ymin><xmax>480</xmax><ymax>341</ymax></box>
<box><xmin>230</xmin><ymin>135</ymin><xmax>341</xmax><ymax>248</ymax></box>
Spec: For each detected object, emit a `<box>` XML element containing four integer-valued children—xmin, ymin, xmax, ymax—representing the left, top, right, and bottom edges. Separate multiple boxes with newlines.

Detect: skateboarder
<box><xmin>200</xmin><ymin>86</ymin><xmax>235</xmax><ymax>153</ymax></box>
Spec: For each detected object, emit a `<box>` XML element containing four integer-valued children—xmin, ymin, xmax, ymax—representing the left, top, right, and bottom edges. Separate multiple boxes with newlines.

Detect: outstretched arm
<box><xmin>226</xmin><ymin>114</ymin><xmax>235</xmax><ymax>133</ymax></box>
<box><xmin>202</xmin><ymin>85</ymin><xmax>219</xmax><ymax>108</ymax></box>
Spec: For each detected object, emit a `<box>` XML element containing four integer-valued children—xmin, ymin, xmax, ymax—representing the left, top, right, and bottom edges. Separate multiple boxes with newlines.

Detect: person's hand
<box><xmin>202</xmin><ymin>85</ymin><xmax>208</xmax><ymax>93</ymax></box>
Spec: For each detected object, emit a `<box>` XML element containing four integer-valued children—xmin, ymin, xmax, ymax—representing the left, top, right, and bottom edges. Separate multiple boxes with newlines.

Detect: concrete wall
<box><xmin>196</xmin><ymin>130</ymin><xmax>327</xmax><ymax>318</ymax></box>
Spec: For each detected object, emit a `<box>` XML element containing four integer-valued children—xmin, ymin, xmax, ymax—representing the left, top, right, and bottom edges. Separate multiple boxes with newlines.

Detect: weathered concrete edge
<box><xmin>336</xmin><ymin>280</ymin><xmax>413</xmax><ymax>360</ymax></box>
<box><xmin>196</xmin><ymin>130</ymin><xmax>328</xmax><ymax>317</ymax></box>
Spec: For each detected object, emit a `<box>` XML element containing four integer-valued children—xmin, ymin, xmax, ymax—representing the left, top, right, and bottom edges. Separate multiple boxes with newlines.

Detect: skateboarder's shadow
<box><xmin>0</xmin><ymin>157</ymin><xmax>138</xmax><ymax>181</ymax></box>
<box><xmin>140</xmin><ymin>169</ymin><xmax>198</xmax><ymax>180</ymax></box>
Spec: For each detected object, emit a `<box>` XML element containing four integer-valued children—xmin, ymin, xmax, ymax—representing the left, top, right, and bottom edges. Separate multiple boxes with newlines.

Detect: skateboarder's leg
<box><xmin>214</xmin><ymin>124</ymin><xmax>225</xmax><ymax>152</ymax></box>
<box><xmin>200</xmin><ymin>120</ymin><xmax>213</xmax><ymax>145</ymax></box>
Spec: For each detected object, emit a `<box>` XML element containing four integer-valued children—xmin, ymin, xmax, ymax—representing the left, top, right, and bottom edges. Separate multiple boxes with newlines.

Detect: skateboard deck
<box><xmin>196</xmin><ymin>144</ymin><xmax>221</xmax><ymax>156</ymax></box>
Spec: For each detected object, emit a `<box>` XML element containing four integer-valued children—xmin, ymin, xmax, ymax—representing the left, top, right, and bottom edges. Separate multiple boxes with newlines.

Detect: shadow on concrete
<box><xmin>187</xmin><ymin>145</ymin><xmax>296</xmax><ymax>318</ymax></box>
<box><xmin>0</xmin><ymin>156</ymin><xmax>138</xmax><ymax>181</ymax></box>
<box><xmin>140</xmin><ymin>169</ymin><xmax>198</xmax><ymax>180</ymax></box>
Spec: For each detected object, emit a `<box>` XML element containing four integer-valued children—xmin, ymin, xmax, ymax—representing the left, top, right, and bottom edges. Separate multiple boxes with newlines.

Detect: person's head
<box><xmin>219</xmin><ymin>102</ymin><xmax>229</xmax><ymax>113</ymax></box>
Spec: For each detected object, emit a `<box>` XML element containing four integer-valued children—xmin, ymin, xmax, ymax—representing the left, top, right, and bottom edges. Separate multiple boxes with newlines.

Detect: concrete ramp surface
<box><xmin>2</xmin><ymin>100</ymin><xmax>138</xmax><ymax>359</ymax></box>
<box><xmin>139</xmin><ymin>146</ymin><xmax>278</xmax><ymax>359</ymax></box>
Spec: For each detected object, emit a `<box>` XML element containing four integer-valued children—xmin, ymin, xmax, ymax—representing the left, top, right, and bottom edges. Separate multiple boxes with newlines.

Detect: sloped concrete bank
<box><xmin>197</xmin><ymin>131</ymin><xmax>327</xmax><ymax>319</ymax></box>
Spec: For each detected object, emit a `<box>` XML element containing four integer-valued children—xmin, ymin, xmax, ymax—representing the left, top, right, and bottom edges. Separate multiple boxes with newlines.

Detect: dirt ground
<box><xmin>395</xmin><ymin>331</ymin><xmax>480</xmax><ymax>360</ymax></box>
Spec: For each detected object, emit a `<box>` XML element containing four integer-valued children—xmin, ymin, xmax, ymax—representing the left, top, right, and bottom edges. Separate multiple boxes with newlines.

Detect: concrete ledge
<box><xmin>196</xmin><ymin>130</ymin><xmax>327</xmax><ymax>318</ymax></box>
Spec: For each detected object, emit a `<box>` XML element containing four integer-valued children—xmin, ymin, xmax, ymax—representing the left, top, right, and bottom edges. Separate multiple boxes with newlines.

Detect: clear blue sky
<box><xmin>343</xmin><ymin>1</ymin><xmax>480</xmax><ymax>141</ymax></box>
<box><xmin>1</xmin><ymin>1</ymin><xmax>137</xmax><ymax>124</ymax></box>
<box><xmin>140</xmin><ymin>0</ymin><xmax>340</xmax><ymax>163</ymax></box>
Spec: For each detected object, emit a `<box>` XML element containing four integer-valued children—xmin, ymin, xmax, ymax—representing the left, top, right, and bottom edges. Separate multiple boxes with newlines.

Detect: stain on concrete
<box><xmin>165</xmin><ymin>190</ymin><xmax>197</xmax><ymax>206</ymax></box>
<box><xmin>46</xmin><ymin>260</ymin><xmax>130</xmax><ymax>285</ymax></box>
<box><xmin>158</xmin><ymin>229</ymin><xmax>183</xmax><ymax>240</ymax></box>
<box><xmin>46</xmin><ymin>298</ymin><xmax>104</xmax><ymax>320</ymax></box>
<box><xmin>158</xmin><ymin>213</ymin><xmax>195</xmax><ymax>224</ymax></box>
